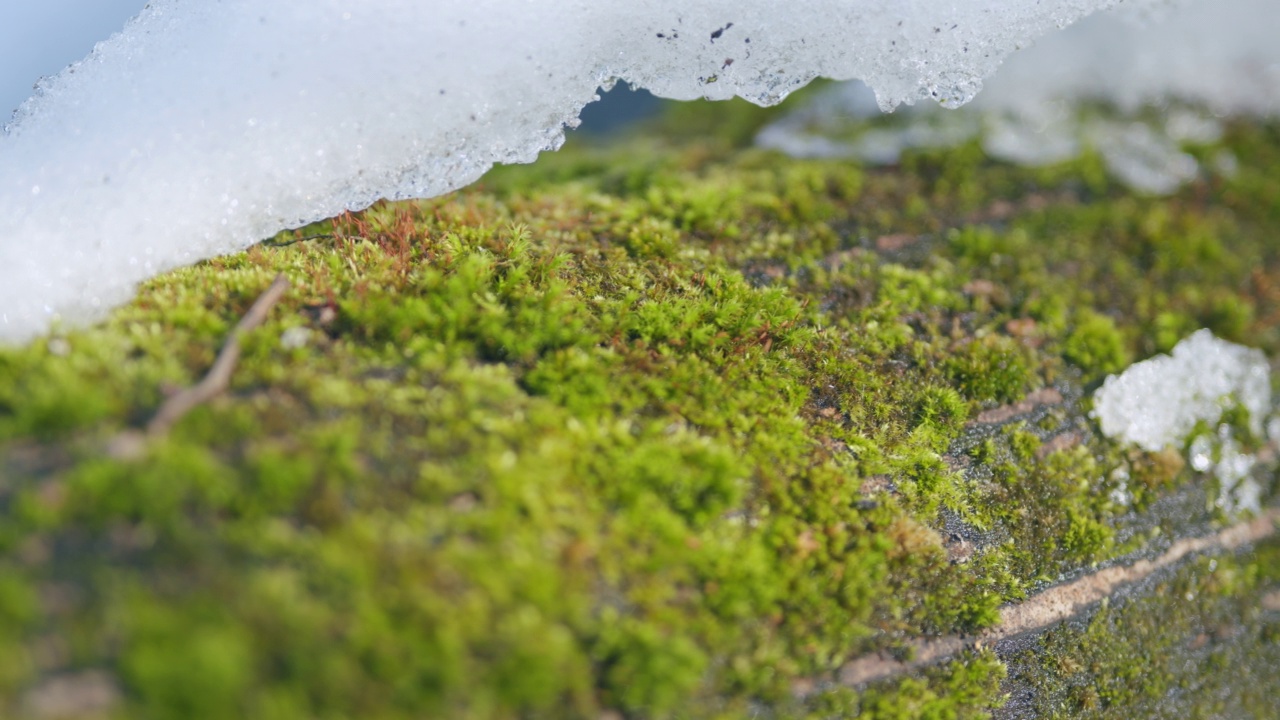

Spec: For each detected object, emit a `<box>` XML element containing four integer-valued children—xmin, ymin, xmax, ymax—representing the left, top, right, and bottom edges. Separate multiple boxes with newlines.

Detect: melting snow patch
<box><xmin>1093</xmin><ymin>330</ymin><xmax>1270</xmax><ymax>452</ymax></box>
<box><xmin>1093</xmin><ymin>329</ymin><xmax>1274</xmax><ymax>516</ymax></box>
<box><xmin>0</xmin><ymin>0</ymin><xmax>1144</xmax><ymax>344</ymax></box>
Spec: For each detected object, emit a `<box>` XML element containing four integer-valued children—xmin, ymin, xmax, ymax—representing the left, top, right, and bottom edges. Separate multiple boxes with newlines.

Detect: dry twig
<box><xmin>145</xmin><ymin>274</ymin><xmax>290</xmax><ymax>436</ymax></box>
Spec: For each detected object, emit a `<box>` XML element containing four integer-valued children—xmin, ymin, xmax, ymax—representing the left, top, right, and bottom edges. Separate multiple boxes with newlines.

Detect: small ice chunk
<box><xmin>1186</xmin><ymin>423</ymin><xmax>1265</xmax><ymax>517</ymax></box>
<box><xmin>1228</xmin><ymin>477</ymin><xmax>1262</xmax><ymax>515</ymax></box>
<box><xmin>1214</xmin><ymin>431</ymin><xmax>1255</xmax><ymax>487</ymax></box>
<box><xmin>1092</xmin><ymin>329</ymin><xmax>1272</xmax><ymax>452</ymax></box>
<box><xmin>1108</xmin><ymin>466</ymin><xmax>1131</xmax><ymax>507</ymax></box>
<box><xmin>1188</xmin><ymin>434</ymin><xmax>1214</xmax><ymax>473</ymax></box>
<box><xmin>1214</xmin><ymin>426</ymin><xmax>1260</xmax><ymax>515</ymax></box>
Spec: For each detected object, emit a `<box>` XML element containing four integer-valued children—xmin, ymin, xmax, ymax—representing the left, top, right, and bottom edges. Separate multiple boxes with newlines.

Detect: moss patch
<box><xmin>0</xmin><ymin>102</ymin><xmax>1277</xmax><ymax>719</ymax></box>
<box><xmin>1002</xmin><ymin>537</ymin><xmax>1280</xmax><ymax>719</ymax></box>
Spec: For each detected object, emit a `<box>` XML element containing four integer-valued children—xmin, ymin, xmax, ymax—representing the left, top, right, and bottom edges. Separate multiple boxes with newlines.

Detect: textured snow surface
<box><xmin>1093</xmin><ymin>330</ymin><xmax>1272</xmax><ymax>453</ymax></box>
<box><xmin>758</xmin><ymin>0</ymin><xmax>1280</xmax><ymax>192</ymax></box>
<box><xmin>0</xmin><ymin>0</ymin><xmax>1130</xmax><ymax>343</ymax></box>
<box><xmin>1093</xmin><ymin>330</ymin><xmax>1274</xmax><ymax>515</ymax></box>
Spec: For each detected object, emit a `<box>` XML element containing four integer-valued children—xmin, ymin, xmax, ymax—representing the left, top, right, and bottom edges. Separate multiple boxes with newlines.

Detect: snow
<box><xmin>758</xmin><ymin>0</ymin><xmax>1280</xmax><ymax>193</ymax></box>
<box><xmin>1093</xmin><ymin>330</ymin><xmax>1270</xmax><ymax>453</ymax></box>
<box><xmin>0</xmin><ymin>0</ymin><xmax>1141</xmax><ymax>344</ymax></box>
<box><xmin>1092</xmin><ymin>330</ymin><xmax>1274</xmax><ymax>516</ymax></box>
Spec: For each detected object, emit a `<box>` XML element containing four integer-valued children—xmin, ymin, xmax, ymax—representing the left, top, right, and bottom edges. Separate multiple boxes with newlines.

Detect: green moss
<box><xmin>944</xmin><ymin>334</ymin><xmax>1034</xmax><ymax>405</ymax></box>
<box><xmin>811</xmin><ymin>650</ymin><xmax>1007</xmax><ymax>720</ymax></box>
<box><xmin>915</xmin><ymin>386</ymin><xmax>970</xmax><ymax>436</ymax></box>
<box><xmin>122</xmin><ymin>602</ymin><xmax>255</xmax><ymax>720</ymax></box>
<box><xmin>0</xmin><ymin>99</ymin><xmax>1277</xmax><ymax>718</ymax></box>
<box><xmin>1063</xmin><ymin>310</ymin><xmax>1130</xmax><ymax>381</ymax></box>
<box><xmin>1006</xmin><ymin>539</ymin><xmax>1280</xmax><ymax>719</ymax></box>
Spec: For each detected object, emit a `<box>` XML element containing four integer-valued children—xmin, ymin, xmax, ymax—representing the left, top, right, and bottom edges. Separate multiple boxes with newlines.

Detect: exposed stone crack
<box><xmin>799</xmin><ymin>507</ymin><xmax>1279</xmax><ymax>693</ymax></box>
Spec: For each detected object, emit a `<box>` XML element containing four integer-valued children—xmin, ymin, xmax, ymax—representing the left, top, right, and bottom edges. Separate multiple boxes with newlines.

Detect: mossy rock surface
<box><xmin>1</xmin><ymin>102</ymin><xmax>1278</xmax><ymax>719</ymax></box>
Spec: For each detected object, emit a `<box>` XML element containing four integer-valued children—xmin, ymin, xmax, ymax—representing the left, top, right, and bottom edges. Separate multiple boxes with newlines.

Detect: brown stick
<box><xmin>146</xmin><ymin>274</ymin><xmax>290</xmax><ymax>436</ymax></box>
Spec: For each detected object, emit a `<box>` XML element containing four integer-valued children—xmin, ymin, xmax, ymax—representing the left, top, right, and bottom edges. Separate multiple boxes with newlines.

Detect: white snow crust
<box><xmin>1093</xmin><ymin>330</ymin><xmax>1274</xmax><ymax>515</ymax></box>
<box><xmin>1093</xmin><ymin>329</ymin><xmax>1272</xmax><ymax>453</ymax></box>
<box><xmin>758</xmin><ymin>0</ymin><xmax>1280</xmax><ymax>192</ymax></box>
<box><xmin>0</xmin><ymin>0</ymin><xmax>1136</xmax><ymax>343</ymax></box>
